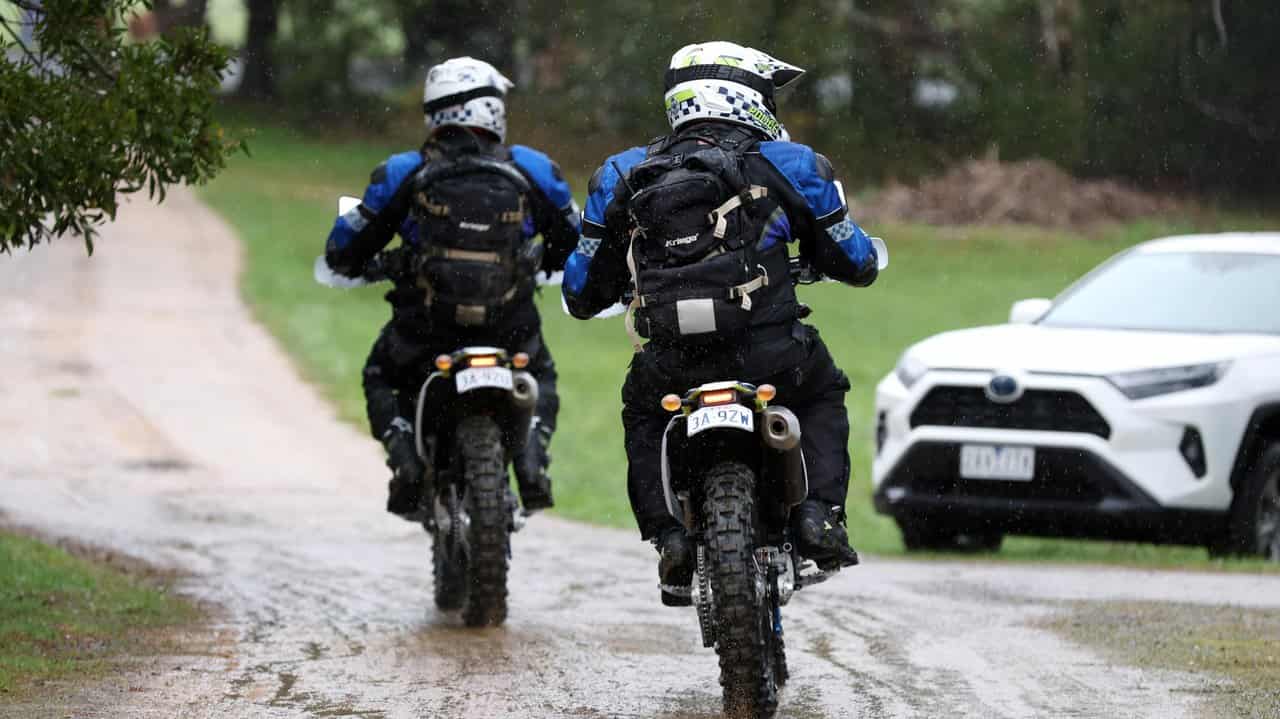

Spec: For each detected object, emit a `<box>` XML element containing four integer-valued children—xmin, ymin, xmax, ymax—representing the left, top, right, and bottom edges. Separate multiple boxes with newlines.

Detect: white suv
<box><xmin>872</xmin><ymin>233</ymin><xmax>1280</xmax><ymax>560</ymax></box>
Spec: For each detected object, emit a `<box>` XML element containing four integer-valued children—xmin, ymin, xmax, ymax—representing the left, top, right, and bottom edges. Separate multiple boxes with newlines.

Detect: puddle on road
<box><xmin>121</xmin><ymin>457</ymin><xmax>194</xmax><ymax>472</ymax></box>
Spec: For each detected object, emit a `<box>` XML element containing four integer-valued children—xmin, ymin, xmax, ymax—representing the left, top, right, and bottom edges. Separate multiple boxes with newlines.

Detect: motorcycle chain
<box><xmin>695</xmin><ymin>544</ymin><xmax>716</xmax><ymax>648</ymax></box>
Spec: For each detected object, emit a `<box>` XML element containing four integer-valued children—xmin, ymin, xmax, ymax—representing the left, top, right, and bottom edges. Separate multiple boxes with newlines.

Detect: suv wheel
<box><xmin>1223</xmin><ymin>443</ymin><xmax>1280</xmax><ymax>562</ymax></box>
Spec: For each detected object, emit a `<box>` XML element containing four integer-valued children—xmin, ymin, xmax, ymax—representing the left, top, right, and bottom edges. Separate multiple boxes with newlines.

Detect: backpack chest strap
<box><xmin>710</xmin><ymin>186</ymin><xmax>769</xmax><ymax>239</ymax></box>
<box><xmin>635</xmin><ymin>264</ymin><xmax>771</xmax><ymax>311</ymax></box>
<box><xmin>425</xmin><ymin>247</ymin><xmax>504</xmax><ymax>263</ymax></box>
<box><xmin>728</xmin><ymin>270</ymin><xmax>770</xmax><ymax>311</ymax></box>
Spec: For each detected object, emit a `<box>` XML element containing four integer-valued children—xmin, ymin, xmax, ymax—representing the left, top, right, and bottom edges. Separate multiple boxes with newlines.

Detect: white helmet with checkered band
<box><xmin>663</xmin><ymin>42</ymin><xmax>805</xmax><ymax>141</ymax></box>
<box><xmin>423</xmin><ymin>56</ymin><xmax>515</xmax><ymax>142</ymax></box>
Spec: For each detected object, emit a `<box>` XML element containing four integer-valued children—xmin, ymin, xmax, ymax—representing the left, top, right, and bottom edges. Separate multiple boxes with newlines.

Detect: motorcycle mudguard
<box><xmin>415</xmin><ymin>372</ymin><xmax>445</xmax><ymax>460</ymax></box>
<box><xmin>660</xmin><ymin>415</ymin><xmax>685</xmax><ymax>527</ymax></box>
<box><xmin>663</xmin><ymin>415</ymin><xmax>767</xmax><ymax>529</ymax></box>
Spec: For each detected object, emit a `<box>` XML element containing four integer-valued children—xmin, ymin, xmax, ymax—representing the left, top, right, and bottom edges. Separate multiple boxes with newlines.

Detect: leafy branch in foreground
<box><xmin>1</xmin><ymin>0</ymin><xmax>242</xmax><ymax>253</ymax></box>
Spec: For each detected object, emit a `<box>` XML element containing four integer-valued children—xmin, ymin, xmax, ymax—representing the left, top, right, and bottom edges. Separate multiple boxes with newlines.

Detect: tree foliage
<box><xmin>1</xmin><ymin>0</ymin><xmax>239</xmax><ymax>253</ymax></box>
<box><xmin>33</xmin><ymin>0</ymin><xmax>1264</xmax><ymax>191</ymax></box>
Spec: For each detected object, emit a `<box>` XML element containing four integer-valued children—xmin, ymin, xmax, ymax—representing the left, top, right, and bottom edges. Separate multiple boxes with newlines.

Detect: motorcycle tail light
<box><xmin>512</xmin><ymin>352</ymin><xmax>530</xmax><ymax>369</ymax></box>
<box><xmin>469</xmin><ymin>355</ymin><xmax>498</xmax><ymax>368</ymax></box>
<box><xmin>434</xmin><ymin>354</ymin><xmax>452</xmax><ymax>371</ymax></box>
<box><xmin>701</xmin><ymin>389</ymin><xmax>736</xmax><ymax>406</ymax></box>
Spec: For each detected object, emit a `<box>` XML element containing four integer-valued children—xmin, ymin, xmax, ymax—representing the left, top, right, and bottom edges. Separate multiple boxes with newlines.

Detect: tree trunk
<box><xmin>239</xmin><ymin>0</ymin><xmax>280</xmax><ymax>100</ymax></box>
<box><xmin>398</xmin><ymin>1</ymin><xmax>433</xmax><ymax>75</ymax></box>
<box><xmin>153</xmin><ymin>0</ymin><xmax>209</xmax><ymax>37</ymax></box>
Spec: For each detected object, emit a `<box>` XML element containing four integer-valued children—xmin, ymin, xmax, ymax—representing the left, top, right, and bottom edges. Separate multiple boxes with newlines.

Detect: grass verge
<box><xmin>201</xmin><ymin>115</ymin><xmax>1278</xmax><ymax>568</ymax></box>
<box><xmin>1047</xmin><ymin>601</ymin><xmax>1280</xmax><ymax>718</ymax></box>
<box><xmin>0</xmin><ymin>530</ymin><xmax>197</xmax><ymax>696</ymax></box>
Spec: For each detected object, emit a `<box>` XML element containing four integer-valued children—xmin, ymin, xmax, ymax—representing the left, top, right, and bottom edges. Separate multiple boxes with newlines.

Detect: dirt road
<box><xmin>2</xmin><ymin>190</ymin><xmax>1278</xmax><ymax>718</ymax></box>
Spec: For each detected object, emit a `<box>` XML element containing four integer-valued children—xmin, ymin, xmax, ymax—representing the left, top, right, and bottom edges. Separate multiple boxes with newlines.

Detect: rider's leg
<box><xmin>364</xmin><ymin>322</ymin><xmax>430</xmax><ymax>518</ymax></box>
<box><xmin>622</xmin><ymin>352</ymin><xmax>694</xmax><ymax>606</ymax></box>
<box><xmin>513</xmin><ymin>333</ymin><xmax>558</xmax><ymax>511</ymax></box>
<box><xmin>780</xmin><ymin>328</ymin><xmax>860</xmax><ymax>568</ymax></box>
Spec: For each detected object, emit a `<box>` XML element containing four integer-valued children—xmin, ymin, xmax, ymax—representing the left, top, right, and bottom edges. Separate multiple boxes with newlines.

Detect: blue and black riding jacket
<box><xmin>562</xmin><ymin>123</ymin><xmax>877</xmax><ymax>359</ymax></box>
<box><xmin>325</xmin><ymin>130</ymin><xmax>580</xmax><ymax>330</ymax></box>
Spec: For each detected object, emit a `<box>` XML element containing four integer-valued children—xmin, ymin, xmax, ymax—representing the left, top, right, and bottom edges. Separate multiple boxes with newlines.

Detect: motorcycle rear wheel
<box><xmin>457</xmin><ymin>415</ymin><xmax>511</xmax><ymax>627</ymax></box>
<box><xmin>704</xmin><ymin>462</ymin><xmax>780</xmax><ymax>719</ymax></box>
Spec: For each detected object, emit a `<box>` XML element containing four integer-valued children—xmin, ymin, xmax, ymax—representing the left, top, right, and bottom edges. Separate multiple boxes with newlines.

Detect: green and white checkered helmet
<box><xmin>663</xmin><ymin>42</ymin><xmax>805</xmax><ymax>141</ymax></box>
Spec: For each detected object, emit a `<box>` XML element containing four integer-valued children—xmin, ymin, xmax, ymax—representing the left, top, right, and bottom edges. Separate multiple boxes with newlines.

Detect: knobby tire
<box><xmin>704</xmin><ymin>461</ymin><xmax>780</xmax><ymax>719</ymax></box>
<box><xmin>457</xmin><ymin>415</ymin><xmax>511</xmax><ymax>627</ymax></box>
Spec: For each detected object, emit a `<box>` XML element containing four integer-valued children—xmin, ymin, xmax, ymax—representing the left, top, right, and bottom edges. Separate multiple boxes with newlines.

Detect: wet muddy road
<box><xmin>3</xmin><ymin>190</ymin><xmax>1279</xmax><ymax>718</ymax></box>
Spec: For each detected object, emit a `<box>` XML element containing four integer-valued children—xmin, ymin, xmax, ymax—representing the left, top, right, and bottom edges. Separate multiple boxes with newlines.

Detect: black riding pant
<box><xmin>362</xmin><ymin>316</ymin><xmax>559</xmax><ymax>448</ymax></box>
<box><xmin>621</xmin><ymin>324</ymin><xmax>852</xmax><ymax>540</ymax></box>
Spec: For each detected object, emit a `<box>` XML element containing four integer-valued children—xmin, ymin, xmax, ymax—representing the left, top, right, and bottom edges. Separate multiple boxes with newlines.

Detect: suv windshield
<box><xmin>1040</xmin><ymin>252</ymin><xmax>1280</xmax><ymax>334</ymax></box>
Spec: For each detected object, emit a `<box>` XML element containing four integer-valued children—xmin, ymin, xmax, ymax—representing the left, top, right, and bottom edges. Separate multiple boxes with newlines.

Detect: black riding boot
<box><xmin>654</xmin><ymin>523</ymin><xmax>694</xmax><ymax>607</ymax></box>
<box><xmin>514</xmin><ymin>420</ymin><xmax>554</xmax><ymax>512</ymax></box>
<box><xmin>384</xmin><ymin>423</ymin><xmax>428</xmax><ymax>520</ymax></box>
<box><xmin>792</xmin><ymin>500</ymin><xmax>860</xmax><ymax>570</ymax></box>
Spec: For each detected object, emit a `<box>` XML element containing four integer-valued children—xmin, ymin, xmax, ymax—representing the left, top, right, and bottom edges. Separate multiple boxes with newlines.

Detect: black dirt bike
<box><xmin>316</xmin><ymin>199</ymin><xmax>540</xmax><ymax>627</ymax></box>
<box><xmin>659</xmin><ymin>379</ymin><xmax>838</xmax><ymax>718</ymax></box>
<box><xmin>413</xmin><ymin>344</ymin><xmax>539</xmax><ymax>627</ymax></box>
<box><xmin>653</xmin><ymin>258</ymin><xmax>855</xmax><ymax>718</ymax></box>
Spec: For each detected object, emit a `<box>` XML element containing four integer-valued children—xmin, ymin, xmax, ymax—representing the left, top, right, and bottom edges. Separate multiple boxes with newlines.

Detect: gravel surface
<box><xmin>2</xmin><ymin>189</ymin><xmax>1277</xmax><ymax>718</ymax></box>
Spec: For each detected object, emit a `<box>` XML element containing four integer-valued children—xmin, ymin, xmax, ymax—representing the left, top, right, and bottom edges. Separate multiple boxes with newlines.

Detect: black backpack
<box><xmin>410</xmin><ymin>149</ymin><xmax>541</xmax><ymax>327</ymax></box>
<box><xmin>621</xmin><ymin>130</ymin><xmax>785</xmax><ymax>346</ymax></box>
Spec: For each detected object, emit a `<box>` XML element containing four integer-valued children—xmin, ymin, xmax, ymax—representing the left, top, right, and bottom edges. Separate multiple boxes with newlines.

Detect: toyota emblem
<box><xmin>985</xmin><ymin>373</ymin><xmax>1024</xmax><ymax>404</ymax></box>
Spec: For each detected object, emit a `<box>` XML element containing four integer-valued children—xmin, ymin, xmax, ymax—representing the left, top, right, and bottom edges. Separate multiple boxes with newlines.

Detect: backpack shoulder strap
<box><xmin>702</xmin><ymin>125</ymin><xmax>758</xmax><ymax>153</ymax></box>
<box><xmin>415</xmin><ymin>153</ymin><xmax>530</xmax><ymax>194</ymax></box>
<box><xmin>644</xmin><ymin>134</ymin><xmax>673</xmax><ymax>158</ymax></box>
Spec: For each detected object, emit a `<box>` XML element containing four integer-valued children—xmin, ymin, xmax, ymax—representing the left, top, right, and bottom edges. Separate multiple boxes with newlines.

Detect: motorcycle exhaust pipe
<box><xmin>762</xmin><ymin>407</ymin><xmax>801</xmax><ymax>451</ymax></box>
<box><xmin>511</xmin><ymin>371</ymin><xmax>539</xmax><ymax>411</ymax></box>
<box><xmin>762</xmin><ymin>407</ymin><xmax>807</xmax><ymax>507</ymax></box>
<box><xmin>508</xmin><ymin>372</ymin><xmax>540</xmax><ymax>453</ymax></box>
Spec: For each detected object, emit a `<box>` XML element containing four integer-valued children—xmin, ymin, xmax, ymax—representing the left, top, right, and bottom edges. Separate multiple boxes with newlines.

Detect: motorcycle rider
<box><xmin>324</xmin><ymin>57</ymin><xmax>579</xmax><ymax>518</ymax></box>
<box><xmin>562</xmin><ymin>42</ymin><xmax>878</xmax><ymax>605</ymax></box>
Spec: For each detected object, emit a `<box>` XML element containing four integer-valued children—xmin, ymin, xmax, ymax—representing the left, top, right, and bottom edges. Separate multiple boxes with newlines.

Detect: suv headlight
<box><xmin>1106</xmin><ymin>362</ymin><xmax>1230</xmax><ymax>400</ymax></box>
<box><xmin>894</xmin><ymin>353</ymin><xmax>929</xmax><ymax>389</ymax></box>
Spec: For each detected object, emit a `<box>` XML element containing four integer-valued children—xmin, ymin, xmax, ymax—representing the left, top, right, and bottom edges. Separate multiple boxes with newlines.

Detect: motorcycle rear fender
<box><xmin>661</xmin><ymin>415</ymin><xmax>760</xmax><ymax>530</ymax></box>
<box><xmin>415</xmin><ymin>370</ymin><xmax>539</xmax><ymax>462</ymax></box>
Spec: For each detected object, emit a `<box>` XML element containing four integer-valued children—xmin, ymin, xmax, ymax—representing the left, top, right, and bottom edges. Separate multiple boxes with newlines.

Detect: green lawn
<box><xmin>201</xmin><ymin>118</ymin><xmax>1277</xmax><ymax>569</ymax></box>
<box><xmin>0</xmin><ymin>532</ymin><xmax>195</xmax><ymax>694</ymax></box>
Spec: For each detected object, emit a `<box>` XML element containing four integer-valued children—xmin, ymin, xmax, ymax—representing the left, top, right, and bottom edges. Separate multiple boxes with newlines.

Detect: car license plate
<box><xmin>454</xmin><ymin>367</ymin><xmax>513</xmax><ymax>393</ymax></box>
<box><xmin>687</xmin><ymin>405</ymin><xmax>755</xmax><ymax>437</ymax></box>
<box><xmin>959</xmin><ymin>444</ymin><xmax>1035</xmax><ymax>481</ymax></box>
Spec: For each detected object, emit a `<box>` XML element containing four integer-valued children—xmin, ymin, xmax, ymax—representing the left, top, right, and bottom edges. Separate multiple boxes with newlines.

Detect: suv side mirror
<box><xmin>1009</xmin><ymin>298</ymin><xmax>1052</xmax><ymax>324</ymax></box>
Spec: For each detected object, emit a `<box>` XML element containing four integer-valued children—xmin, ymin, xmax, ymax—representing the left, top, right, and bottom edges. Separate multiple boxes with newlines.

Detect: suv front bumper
<box><xmin>873</xmin><ymin>441</ymin><xmax>1227</xmax><ymax>544</ymax></box>
<box><xmin>871</xmin><ymin>370</ymin><xmax>1242</xmax><ymax>546</ymax></box>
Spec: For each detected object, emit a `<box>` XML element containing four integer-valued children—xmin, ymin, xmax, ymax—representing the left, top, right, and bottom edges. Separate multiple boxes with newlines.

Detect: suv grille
<box><xmin>909</xmin><ymin>386</ymin><xmax>1111</xmax><ymax>438</ymax></box>
<box><xmin>898</xmin><ymin>444</ymin><xmax>1110</xmax><ymax>504</ymax></box>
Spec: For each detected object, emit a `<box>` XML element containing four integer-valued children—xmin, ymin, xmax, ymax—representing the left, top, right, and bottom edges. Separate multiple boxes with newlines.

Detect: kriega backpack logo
<box><xmin>665</xmin><ymin>234</ymin><xmax>700</xmax><ymax>248</ymax></box>
<box><xmin>459</xmin><ymin>221</ymin><xmax>492</xmax><ymax>232</ymax></box>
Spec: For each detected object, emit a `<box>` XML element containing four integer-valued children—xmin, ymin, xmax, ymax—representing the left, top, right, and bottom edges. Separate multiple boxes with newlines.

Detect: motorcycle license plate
<box><xmin>687</xmin><ymin>405</ymin><xmax>755</xmax><ymax>437</ymax></box>
<box><xmin>454</xmin><ymin>367</ymin><xmax>513</xmax><ymax>393</ymax></box>
<box><xmin>959</xmin><ymin>444</ymin><xmax>1035</xmax><ymax>481</ymax></box>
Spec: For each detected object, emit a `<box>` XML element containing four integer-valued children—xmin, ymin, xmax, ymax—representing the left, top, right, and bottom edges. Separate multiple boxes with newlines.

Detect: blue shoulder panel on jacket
<box><xmin>328</xmin><ymin>151</ymin><xmax>421</xmax><ymax>252</ymax></box>
<box><xmin>511</xmin><ymin>145</ymin><xmax>572</xmax><ymax>210</ymax></box>
<box><xmin>363</xmin><ymin>151</ymin><xmax>422</xmax><ymax>212</ymax></box>
<box><xmin>583</xmin><ymin>147</ymin><xmax>646</xmax><ymax>227</ymax></box>
<box><xmin>758</xmin><ymin>141</ymin><xmax>844</xmax><ymax>221</ymax></box>
<box><xmin>565</xmin><ymin>147</ymin><xmax>645</xmax><ymax>297</ymax></box>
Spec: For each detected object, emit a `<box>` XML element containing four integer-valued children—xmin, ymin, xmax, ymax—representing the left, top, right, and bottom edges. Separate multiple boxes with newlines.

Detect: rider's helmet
<box><xmin>423</xmin><ymin>56</ymin><xmax>515</xmax><ymax>142</ymax></box>
<box><xmin>663</xmin><ymin>41</ymin><xmax>805</xmax><ymax>142</ymax></box>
